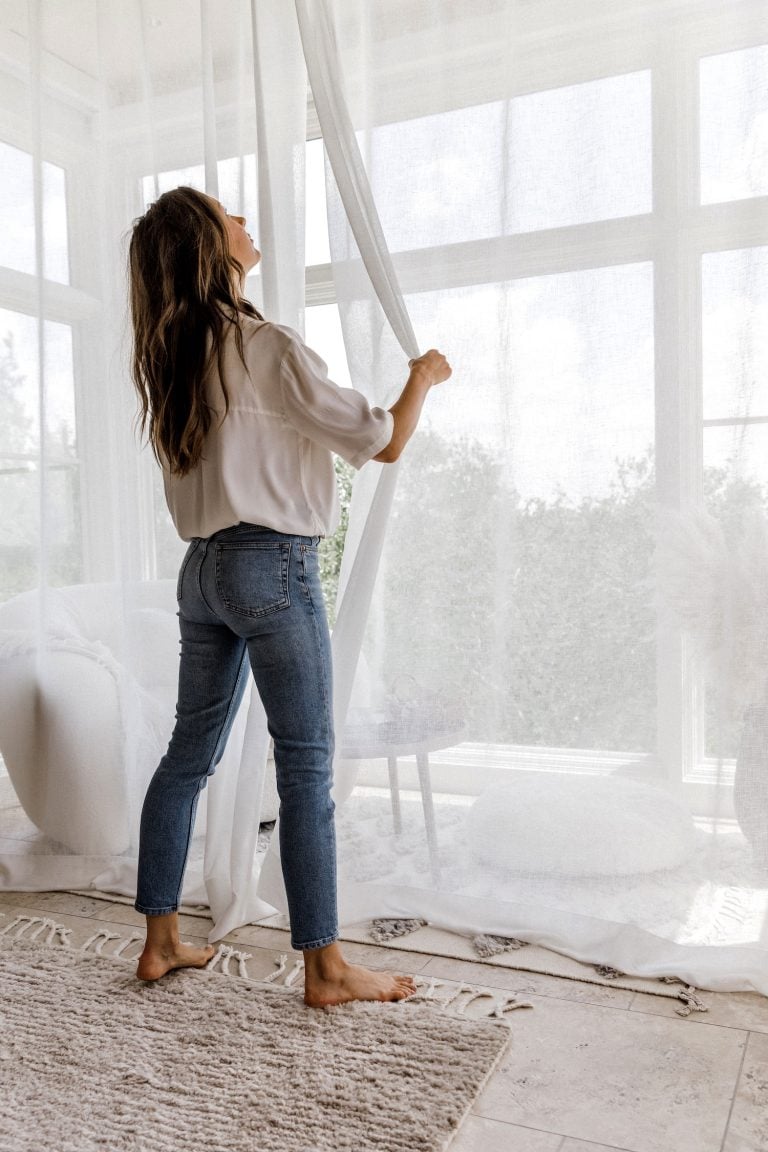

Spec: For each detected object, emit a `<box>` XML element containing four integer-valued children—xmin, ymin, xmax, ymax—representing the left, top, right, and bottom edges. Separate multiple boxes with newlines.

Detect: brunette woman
<box><xmin>128</xmin><ymin>186</ymin><xmax>450</xmax><ymax>1005</ymax></box>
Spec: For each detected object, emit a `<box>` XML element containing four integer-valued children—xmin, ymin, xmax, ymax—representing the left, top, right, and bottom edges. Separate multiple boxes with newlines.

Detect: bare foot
<box><xmin>304</xmin><ymin>962</ymin><xmax>418</xmax><ymax>1008</ymax></box>
<box><xmin>136</xmin><ymin>941</ymin><xmax>217</xmax><ymax>982</ymax></box>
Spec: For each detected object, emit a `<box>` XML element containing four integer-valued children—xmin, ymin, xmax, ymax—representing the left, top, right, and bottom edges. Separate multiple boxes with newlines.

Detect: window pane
<box><xmin>305</xmin><ymin>303</ymin><xmax>352</xmax><ymax>387</ymax></box>
<box><xmin>0</xmin><ymin>140</ymin><xmax>69</xmax><ymax>284</ymax></box>
<box><xmin>703</xmin><ymin>246</ymin><xmax>768</xmax><ymax>421</ymax></box>
<box><xmin>306</xmin><ymin>139</ymin><xmax>331</xmax><ymax>265</ymax></box>
<box><xmin>141</xmin><ymin>154</ymin><xmax>257</xmax><ymax>224</ymax></box>
<box><xmin>364</xmin><ymin>265</ymin><xmax>656</xmax><ymax>754</ymax></box>
<box><xmin>411</xmin><ymin>264</ymin><xmax>655</xmax><ymax>502</ymax></box>
<box><xmin>703</xmin><ymin>424</ymin><xmax>768</xmax><ymax>760</ymax></box>
<box><xmin>701</xmin><ymin>43</ymin><xmax>768</xmax><ymax>205</ymax></box>
<box><xmin>368</xmin><ymin>72</ymin><xmax>651</xmax><ymax>252</ymax></box>
<box><xmin>141</xmin><ymin>155</ymin><xmax>262</xmax><ymax>299</ymax></box>
<box><xmin>0</xmin><ymin>310</ymin><xmax>80</xmax><ymax>599</ymax></box>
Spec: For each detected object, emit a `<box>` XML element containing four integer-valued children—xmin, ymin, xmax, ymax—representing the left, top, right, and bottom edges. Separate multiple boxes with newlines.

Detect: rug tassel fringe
<box><xmin>493</xmin><ymin>995</ymin><xmax>535</xmax><ymax>1017</ymax></box>
<box><xmin>411</xmin><ymin>977</ymin><xmax>534</xmax><ymax>1020</ymax></box>
<box><xmin>0</xmin><ymin>914</ymin><xmax>72</xmax><ymax>947</ymax></box>
<box><xmin>284</xmin><ymin>956</ymin><xmax>305</xmax><ymax>987</ymax></box>
<box><xmin>81</xmin><ymin>928</ymin><xmax>122</xmax><ymax>955</ymax></box>
<box><xmin>659</xmin><ymin>976</ymin><xmax>709</xmax><ymax>1017</ymax></box>
<box><xmin>205</xmin><ymin>943</ymin><xmax>253</xmax><ymax>979</ymax></box>
<box><xmin>112</xmin><ymin>933</ymin><xmax>145</xmax><ymax>960</ymax></box>
<box><xmin>262</xmin><ymin>953</ymin><xmax>289</xmax><ymax>983</ymax></box>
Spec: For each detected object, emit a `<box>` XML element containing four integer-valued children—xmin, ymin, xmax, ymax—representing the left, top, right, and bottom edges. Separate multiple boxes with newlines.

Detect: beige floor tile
<box><xmin>631</xmin><ymin>987</ymin><xmax>768</xmax><ymax>1035</ymax></box>
<box><xmin>2</xmin><ymin>890</ymin><xmax>115</xmax><ymax>918</ymax></box>
<box><xmin>225</xmin><ymin>923</ymin><xmax>299</xmax><ymax>949</ymax></box>
<box><xmin>90</xmin><ymin>901</ymin><xmax>215</xmax><ymax>938</ymax></box>
<box><xmin>421</xmin><ymin>954</ymin><xmax>635</xmax><ymax>1009</ymax></box>
<box><xmin>561</xmin><ymin>1142</ymin><xmax>632</xmax><ymax>1151</ymax></box>
<box><xmin>723</xmin><ymin>1031</ymin><xmax>768</xmax><ymax>1152</ymax></box>
<box><xmin>0</xmin><ymin>889</ymin><xmax>65</xmax><ymax>908</ymax></box>
<box><xmin>225</xmin><ymin>923</ymin><xmax>433</xmax><ymax>971</ymax></box>
<box><xmin>472</xmin><ymin>993</ymin><xmax>746</xmax><ymax>1152</ymax></box>
<box><xmin>450</xmin><ymin>1114</ymin><xmax>563</xmax><ymax>1151</ymax></box>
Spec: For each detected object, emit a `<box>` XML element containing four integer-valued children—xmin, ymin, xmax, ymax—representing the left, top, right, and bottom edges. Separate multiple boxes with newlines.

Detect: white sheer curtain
<box><xmin>0</xmin><ymin>0</ymin><xmax>305</xmax><ymax>937</ymax></box>
<box><xmin>288</xmin><ymin>0</ymin><xmax>768</xmax><ymax>993</ymax></box>
<box><xmin>1</xmin><ymin>0</ymin><xmax>767</xmax><ymax>993</ymax></box>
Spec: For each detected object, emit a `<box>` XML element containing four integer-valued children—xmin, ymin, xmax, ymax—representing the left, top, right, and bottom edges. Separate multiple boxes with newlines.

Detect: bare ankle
<box><xmin>303</xmin><ymin>940</ymin><xmax>348</xmax><ymax>978</ymax></box>
<box><xmin>144</xmin><ymin>911</ymin><xmax>180</xmax><ymax>951</ymax></box>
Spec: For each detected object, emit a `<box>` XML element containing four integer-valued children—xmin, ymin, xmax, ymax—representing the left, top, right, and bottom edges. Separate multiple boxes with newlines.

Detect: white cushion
<box><xmin>466</xmin><ymin>772</ymin><xmax>697</xmax><ymax>877</ymax></box>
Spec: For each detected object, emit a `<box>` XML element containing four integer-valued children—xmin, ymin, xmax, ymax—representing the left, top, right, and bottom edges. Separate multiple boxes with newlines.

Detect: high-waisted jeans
<box><xmin>134</xmin><ymin>522</ymin><xmax>339</xmax><ymax>951</ymax></box>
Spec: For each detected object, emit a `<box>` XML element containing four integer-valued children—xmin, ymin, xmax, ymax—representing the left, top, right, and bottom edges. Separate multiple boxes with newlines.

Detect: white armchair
<box><xmin>0</xmin><ymin>581</ymin><xmax>179</xmax><ymax>856</ymax></box>
<box><xmin>0</xmin><ymin>581</ymin><xmax>278</xmax><ymax>859</ymax></box>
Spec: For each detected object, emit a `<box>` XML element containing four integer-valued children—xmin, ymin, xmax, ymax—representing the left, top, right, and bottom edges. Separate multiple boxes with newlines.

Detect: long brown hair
<box><xmin>128</xmin><ymin>186</ymin><xmax>263</xmax><ymax>476</ymax></box>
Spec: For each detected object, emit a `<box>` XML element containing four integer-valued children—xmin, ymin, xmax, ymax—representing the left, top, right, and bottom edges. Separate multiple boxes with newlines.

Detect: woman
<box><xmin>128</xmin><ymin>186</ymin><xmax>451</xmax><ymax>1006</ymax></box>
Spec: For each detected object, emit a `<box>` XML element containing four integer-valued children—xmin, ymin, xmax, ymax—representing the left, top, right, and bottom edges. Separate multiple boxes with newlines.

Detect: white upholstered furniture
<box><xmin>0</xmin><ymin>581</ymin><xmax>278</xmax><ymax>859</ymax></box>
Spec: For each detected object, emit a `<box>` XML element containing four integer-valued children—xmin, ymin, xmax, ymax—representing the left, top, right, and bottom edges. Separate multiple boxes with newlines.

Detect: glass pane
<box><xmin>142</xmin><ymin>155</ymin><xmax>261</xmax><ymax>299</ymax></box>
<box><xmin>362</xmin><ymin>264</ymin><xmax>656</xmax><ymax>754</ymax></box>
<box><xmin>141</xmin><ymin>154</ymin><xmax>257</xmax><ymax>223</ymax></box>
<box><xmin>306</xmin><ymin>138</ymin><xmax>331</xmax><ymax>265</ymax></box>
<box><xmin>703</xmin><ymin>424</ymin><xmax>768</xmax><ymax>760</ymax></box>
<box><xmin>0</xmin><ymin>139</ymin><xmax>69</xmax><ymax>284</ymax></box>
<box><xmin>0</xmin><ymin>308</ymin><xmax>76</xmax><ymax>450</ymax></box>
<box><xmin>703</xmin><ymin>246</ymin><xmax>768</xmax><ymax>421</ymax></box>
<box><xmin>368</xmin><ymin>71</ymin><xmax>651</xmax><ymax>252</ymax></box>
<box><xmin>305</xmin><ymin>303</ymin><xmax>352</xmax><ymax>387</ymax></box>
<box><xmin>701</xmin><ymin>43</ymin><xmax>768</xmax><ymax>205</ymax></box>
<box><xmin>0</xmin><ymin>310</ymin><xmax>79</xmax><ymax>599</ymax></box>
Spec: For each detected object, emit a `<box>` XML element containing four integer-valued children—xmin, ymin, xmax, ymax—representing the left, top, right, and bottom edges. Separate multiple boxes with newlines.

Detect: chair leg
<box><xmin>416</xmin><ymin>752</ymin><xmax>441</xmax><ymax>884</ymax></box>
<box><xmin>387</xmin><ymin>756</ymin><xmax>402</xmax><ymax>834</ymax></box>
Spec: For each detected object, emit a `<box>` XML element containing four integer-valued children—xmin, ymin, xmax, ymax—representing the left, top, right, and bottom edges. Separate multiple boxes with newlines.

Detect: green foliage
<box><xmin>500</xmin><ymin>452</ymin><xmax>657</xmax><ymax>751</ymax></box>
<box><xmin>371</xmin><ymin>433</ymin><xmax>657</xmax><ymax>751</ymax></box>
<box><xmin>319</xmin><ymin>455</ymin><xmax>354</xmax><ymax>624</ymax></box>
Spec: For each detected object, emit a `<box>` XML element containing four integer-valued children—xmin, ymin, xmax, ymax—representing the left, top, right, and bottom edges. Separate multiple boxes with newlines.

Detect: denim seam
<box><xmin>196</xmin><ymin>538</ymin><xmax>217</xmax><ymax>616</ymax></box>
<box><xmin>301</xmin><ymin>550</ymin><xmax>333</xmax><ymax>754</ymax></box>
<box><xmin>172</xmin><ymin>645</ymin><xmax>250</xmax><ymax>908</ymax></box>
<box><xmin>294</xmin><ymin>545</ymin><xmax>338</xmax><ymax>947</ymax></box>
<box><xmin>176</xmin><ymin>541</ymin><xmax>197</xmax><ymax>602</ymax></box>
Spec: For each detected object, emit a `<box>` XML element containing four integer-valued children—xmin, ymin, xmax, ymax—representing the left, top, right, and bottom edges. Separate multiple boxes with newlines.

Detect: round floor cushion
<box><xmin>465</xmin><ymin>771</ymin><xmax>698</xmax><ymax>877</ymax></box>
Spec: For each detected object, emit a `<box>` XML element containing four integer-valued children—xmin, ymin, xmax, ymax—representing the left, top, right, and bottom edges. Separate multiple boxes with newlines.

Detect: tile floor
<box><xmin>1</xmin><ymin>889</ymin><xmax>767</xmax><ymax>1152</ymax></box>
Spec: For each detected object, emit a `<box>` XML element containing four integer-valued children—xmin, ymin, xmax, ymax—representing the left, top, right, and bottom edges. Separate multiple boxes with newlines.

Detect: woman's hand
<box><xmin>373</xmin><ymin>349</ymin><xmax>452</xmax><ymax>463</ymax></box>
<box><xmin>408</xmin><ymin>349</ymin><xmax>452</xmax><ymax>385</ymax></box>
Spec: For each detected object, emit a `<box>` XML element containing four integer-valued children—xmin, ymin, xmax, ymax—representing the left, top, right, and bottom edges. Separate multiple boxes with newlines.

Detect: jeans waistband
<box><xmin>202</xmin><ymin>522</ymin><xmax>321</xmax><ymax>546</ymax></box>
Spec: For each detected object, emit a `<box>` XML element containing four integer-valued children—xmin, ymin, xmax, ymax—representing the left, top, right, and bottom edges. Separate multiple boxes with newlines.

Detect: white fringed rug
<box><xmin>0</xmin><ymin>918</ymin><xmax>518</xmax><ymax>1152</ymax></box>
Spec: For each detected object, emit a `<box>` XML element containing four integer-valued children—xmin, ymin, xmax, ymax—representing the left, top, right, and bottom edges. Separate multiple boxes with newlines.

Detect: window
<box><xmin>0</xmin><ymin>138</ymin><xmax>80</xmax><ymax>600</ymax></box>
<box><xmin>302</xmin><ymin>16</ymin><xmax>768</xmax><ymax>795</ymax></box>
<box><xmin>0</xmin><ymin>140</ymin><xmax>69</xmax><ymax>284</ymax></box>
<box><xmin>139</xmin><ymin>155</ymin><xmax>262</xmax><ymax>579</ymax></box>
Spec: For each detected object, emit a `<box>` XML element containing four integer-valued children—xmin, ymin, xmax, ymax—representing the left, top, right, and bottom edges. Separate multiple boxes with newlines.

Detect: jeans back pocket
<box><xmin>214</xmin><ymin>541</ymin><xmax>291</xmax><ymax>618</ymax></box>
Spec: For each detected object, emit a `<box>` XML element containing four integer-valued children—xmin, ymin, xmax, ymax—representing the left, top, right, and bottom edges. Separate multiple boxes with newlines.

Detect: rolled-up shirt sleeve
<box><xmin>279</xmin><ymin>334</ymin><xmax>394</xmax><ymax>469</ymax></box>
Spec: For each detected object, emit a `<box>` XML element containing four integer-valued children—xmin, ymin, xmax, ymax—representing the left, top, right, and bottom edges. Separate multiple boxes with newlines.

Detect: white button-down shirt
<box><xmin>162</xmin><ymin>318</ymin><xmax>394</xmax><ymax>540</ymax></box>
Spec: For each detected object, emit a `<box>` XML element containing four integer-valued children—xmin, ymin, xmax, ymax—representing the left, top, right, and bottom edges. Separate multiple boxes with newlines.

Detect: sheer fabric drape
<box><xmin>0</xmin><ymin>0</ymin><xmax>305</xmax><ymax>937</ymax></box>
<box><xmin>291</xmin><ymin>0</ymin><xmax>768</xmax><ymax>993</ymax></box>
<box><xmin>1</xmin><ymin>0</ymin><xmax>767</xmax><ymax>993</ymax></box>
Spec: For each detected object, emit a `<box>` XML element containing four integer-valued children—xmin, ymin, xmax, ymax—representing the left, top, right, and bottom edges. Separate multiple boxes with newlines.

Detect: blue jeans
<box><xmin>134</xmin><ymin>523</ymin><xmax>338</xmax><ymax>951</ymax></box>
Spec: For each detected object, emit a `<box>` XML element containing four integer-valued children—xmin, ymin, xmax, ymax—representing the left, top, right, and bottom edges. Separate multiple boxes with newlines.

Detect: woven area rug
<box><xmin>0</xmin><ymin>918</ymin><xmax>516</xmax><ymax>1152</ymax></box>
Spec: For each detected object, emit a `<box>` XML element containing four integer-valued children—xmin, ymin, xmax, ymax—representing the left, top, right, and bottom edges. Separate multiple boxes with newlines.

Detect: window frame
<box><xmin>303</xmin><ymin>5</ymin><xmax>768</xmax><ymax>814</ymax></box>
